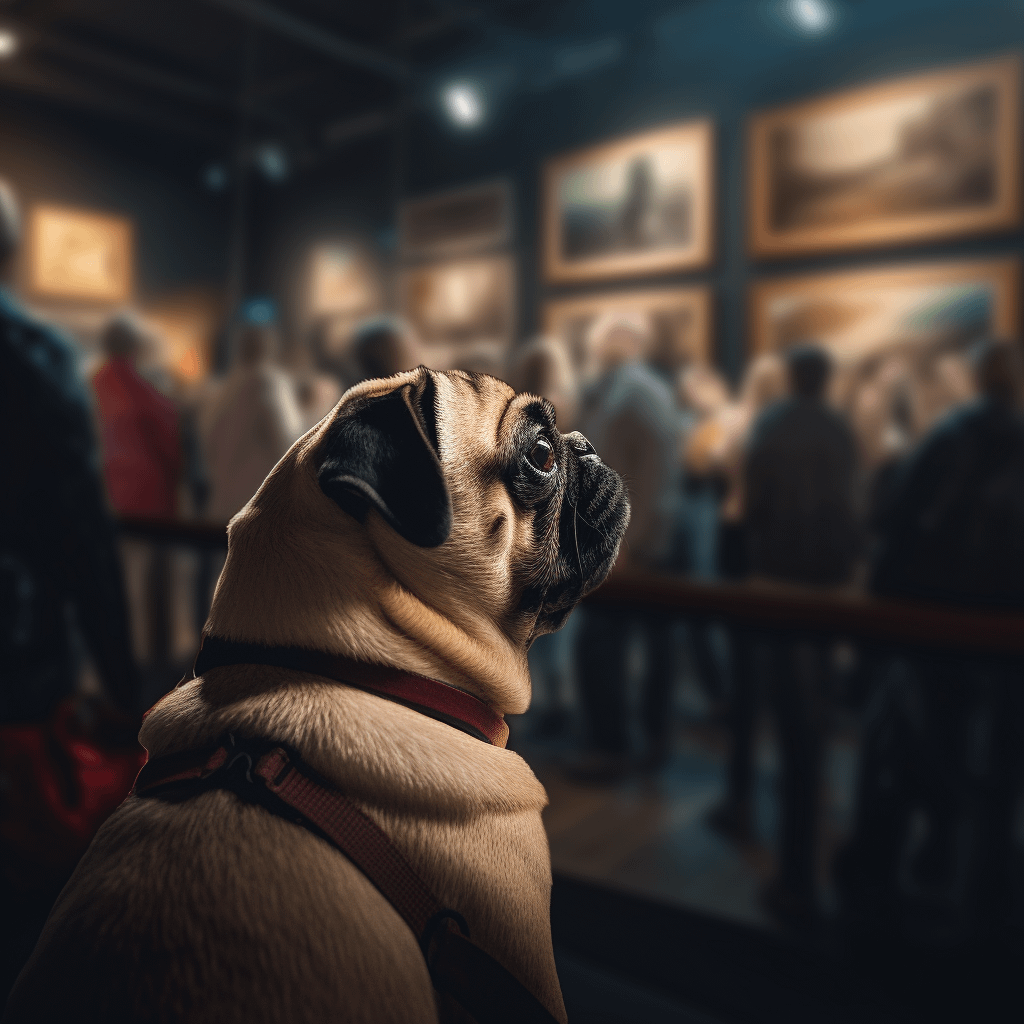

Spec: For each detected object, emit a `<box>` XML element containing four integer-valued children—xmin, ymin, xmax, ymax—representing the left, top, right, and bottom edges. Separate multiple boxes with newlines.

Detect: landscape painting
<box><xmin>750</xmin><ymin>258</ymin><xmax>1020</xmax><ymax>468</ymax></box>
<box><xmin>400</xmin><ymin>180</ymin><xmax>511</xmax><ymax>259</ymax></box>
<box><xmin>28</xmin><ymin>205</ymin><xmax>133</xmax><ymax>303</ymax></box>
<box><xmin>543</xmin><ymin>286</ymin><xmax>712</xmax><ymax>375</ymax></box>
<box><xmin>400</xmin><ymin>254</ymin><xmax>515</xmax><ymax>349</ymax></box>
<box><xmin>543</xmin><ymin>120</ymin><xmax>714</xmax><ymax>282</ymax></box>
<box><xmin>749</xmin><ymin>56</ymin><xmax>1021</xmax><ymax>256</ymax></box>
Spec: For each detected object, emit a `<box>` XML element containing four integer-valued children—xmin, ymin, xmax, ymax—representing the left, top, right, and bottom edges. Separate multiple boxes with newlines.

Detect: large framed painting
<box><xmin>309</xmin><ymin>242</ymin><xmax>378</xmax><ymax>318</ymax></box>
<box><xmin>543</xmin><ymin>120</ymin><xmax>714</xmax><ymax>283</ymax></box>
<box><xmin>543</xmin><ymin>285</ymin><xmax>712</xmax><ymax>373</ymax></box>
<box><xmin>400</xmin><ymin>179</ymin><xmax>511</xmax><ymax>260</ymax></box>
<box><xmin>399</xmin><ymin>254</ymin><xmax>515</xmax><ymax>348</ymax></box>
<box><xmin>749</xmin><ymin>258</ymin><xmax>1020</xmax><ymax>466</ymax></box>
<box><xmin>748</xmin><ymin>55</ymin><xmax>1022</xmax><ymax>257</ymax></box>
<box><xmin>28</xmin><ymin>205</ymin><xmax>133</xmax><ymax>303</ymax></box>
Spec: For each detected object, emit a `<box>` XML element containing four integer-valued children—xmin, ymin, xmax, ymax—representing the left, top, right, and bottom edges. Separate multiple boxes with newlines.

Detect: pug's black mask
<box><xmin>503</xmin><ymin>397</ymin><xmax>630</xmax><ymax>639</ymax></box>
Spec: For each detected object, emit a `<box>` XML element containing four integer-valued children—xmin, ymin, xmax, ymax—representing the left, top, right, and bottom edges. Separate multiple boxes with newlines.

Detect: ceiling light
<box><xmin>254</xmin><ymin>143</ymin><xmax>288</xmax><ymax>183</ymax></box>
<box><xmin>203</xmin><ymin>163</ymin><xmax>228</xmax><ymax>192</ymax></box>
<box><xmin>787</xmin><ymin>0</ymin><xmax>834</xmax><ymax>34</ymax></box>
<box><xmin>443</xmin><ymin>82</ymin><xmax>484</xmax><ymax>128</ymax></box>
<box><xmin>0</xmin><ymin>29</ymin><xmax>19</xmax><ymax>58</ymax></box>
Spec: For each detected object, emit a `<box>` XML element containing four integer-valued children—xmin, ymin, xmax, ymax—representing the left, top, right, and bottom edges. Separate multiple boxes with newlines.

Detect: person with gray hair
<box><xmin>199</xmin><ymin>320</ymin><xmax>304</xmax><ymax>523</ymax></box>
<box><xmin>569</xmin><ymin>311</ymin><xmax>684</xmax><ymax>780</ymax></box>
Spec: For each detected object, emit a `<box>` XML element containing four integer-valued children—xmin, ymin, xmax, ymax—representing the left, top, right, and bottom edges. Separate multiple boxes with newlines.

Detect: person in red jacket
<box><xmin>91</xmin><ymin>312</ymin><xmax>181</xmax><ymax>518</ymax></box>
<box><xmin>92</xmin><ymin>312</ymin><xmax>182</xmax><ymax>667</ymax></box>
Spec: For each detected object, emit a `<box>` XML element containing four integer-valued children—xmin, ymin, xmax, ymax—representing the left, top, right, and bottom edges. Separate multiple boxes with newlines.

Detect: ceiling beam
<box><xmin>0</xmin><ymin>57</ymin><xmax>225</xmax><ymax>143</ymax></box>
<box><xmin>199</xmin><ymin>0</ymin><xmax>408</xmax><ymax>81</ymax></box>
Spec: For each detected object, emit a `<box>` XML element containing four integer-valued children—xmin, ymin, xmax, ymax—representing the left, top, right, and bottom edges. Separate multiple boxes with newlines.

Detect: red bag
<box><xmin>0</xmin><ymin>697</ymin><xmax>146</xmax><ymax>886</ymax></box>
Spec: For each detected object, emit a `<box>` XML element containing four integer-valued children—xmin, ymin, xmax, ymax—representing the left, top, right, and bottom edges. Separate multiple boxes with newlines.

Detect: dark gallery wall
<box><xmin>0</xmin><ymin>91</ymin><xmax>230</xmax><ymax>308</ymax></box>
<box><xmin>255</xmin><ymin>0</ymin><xmax>1024</xmax><ymax>379</ymax></box>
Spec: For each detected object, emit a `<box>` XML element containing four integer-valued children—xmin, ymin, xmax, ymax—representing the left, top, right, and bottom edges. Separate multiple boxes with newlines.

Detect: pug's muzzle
<box><xmin>515</xmin><ymin>425</ymin><xmax>630</xmax><ymax>638</ymax></box>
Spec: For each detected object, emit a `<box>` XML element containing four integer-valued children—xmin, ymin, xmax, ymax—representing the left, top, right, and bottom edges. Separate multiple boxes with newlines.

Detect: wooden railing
<box><xmin>118</xmin><ymin>516</ymin><xmax>1024</xmax><ymax>658</ymax></box>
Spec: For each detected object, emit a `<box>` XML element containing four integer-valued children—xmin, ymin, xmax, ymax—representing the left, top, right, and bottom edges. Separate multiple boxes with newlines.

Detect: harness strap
<box><xmin>133</xmin><ymin>737</ymin><xmax>559</xmax><ymax>1024</ymax></box>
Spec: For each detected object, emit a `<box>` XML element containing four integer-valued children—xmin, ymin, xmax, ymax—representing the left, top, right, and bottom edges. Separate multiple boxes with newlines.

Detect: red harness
<box><xmin>134</xmin><ymin>642</ymin><xmax>555</xmax><ymax>1024</ymax></box>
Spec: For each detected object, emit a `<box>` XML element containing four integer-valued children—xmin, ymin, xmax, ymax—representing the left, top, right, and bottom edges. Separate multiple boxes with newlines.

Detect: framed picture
<box><xmin>27</xmin><ymin>205</ymin><xmax>133</xmax><ymax>303</ymax></box>
<box><xmin>748</xmin><ymin>55</ymin><xmax>1022</xmax><ymax>257</ymax></box>
<box><xmin>309</xmin><ymin>242</ymin><xmax>378</xmax><ymax>318</ymax></box>
<box><xmin>399</xmin><ymin>254</ymin><xmax>515</xmax><ymax>348</ymax></box>
<box><xmin>400</xmin><ymin>179</ymin><xmax>511</xmax><ymax>260</ymax></box>
<box><xmin>543</xmin><ymin>120</ymin><xmax>714</xmax><ymax>283</ymax></box>
<box><xmin>749</xmin><ymin>258</ymin><xmax>1020</xmax><ymax>465</ymax></box>
<box><xmin>543</xmin><ymin>285</ymin><xmax>712</xmax><ymax>373</ymax></box>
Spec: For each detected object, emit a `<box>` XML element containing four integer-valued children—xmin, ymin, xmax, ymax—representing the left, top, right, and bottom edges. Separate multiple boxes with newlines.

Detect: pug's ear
<box><xmin>317</xmin><ymin>372</ymin><xmax>452</xmax><ymax>547</ymax></box>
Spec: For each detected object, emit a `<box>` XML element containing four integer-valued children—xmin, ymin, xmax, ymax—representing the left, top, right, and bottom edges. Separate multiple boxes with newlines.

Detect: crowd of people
<box><xmin>4</xmin><ymin>163</ymin><xmax>1024</xmax><ymax>959</ymax></box>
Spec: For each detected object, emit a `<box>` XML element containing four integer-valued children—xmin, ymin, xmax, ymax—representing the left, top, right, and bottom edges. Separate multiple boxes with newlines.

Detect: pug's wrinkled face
<box><xmin>497</xmin><ymin>390</ymin><xmax>630</xmax><ymax>640</ymax></box>
<box><xmin>315</xmin><ymin>367</ymin><xmax>629</xmax><ymax>652</ymax></box>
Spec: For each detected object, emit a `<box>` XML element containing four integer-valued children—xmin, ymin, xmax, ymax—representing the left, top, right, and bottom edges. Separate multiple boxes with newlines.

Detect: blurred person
<box><xmin>508</xmin><ymin>337</ymin><xmax>582</xmax><ymax>737</ymax></box>
<box><xmin>570</xmin><ymin>312</ymin><xmax>683</xmax><ymax>779</ymax></box>
<box><xmin>346</xmin><ymin>314</ymin><xmax>422</xmax><ymax>385</ymax></box>
<box><xmin>92</xmin><ymin>311</ymin><xmax>181</xmax><ymax>519</ymax></box>
<box><xmin>92</xmin><ymin>312</ymin><xmax>182</xmax><ymax>668</ymax></box>
<box><xmin>507</xmin><ymin>335</ymin><xmax>579</xmax><ymax>433</ymax></box>
<box><xmin>743</xmin><ymin>344</ymin><xmax>861</xmax><ymax>922</ymax></box>
<box><xmin>684</xmin><ymin>355</ymin><xmax>787</xmax><ymax>579</ymax></box>
<box><xmin>0</xmin><ymin>178</ymin><xmax>139</xmax><ymax>991</ymax></box>
<box><xmin>200</xmin><ymin>320</ymin><xmax>304</xmax><ymax>524</ymax></box>
<box><xmin>448</xmin><ymin>340</ymin><xmax>507</xmax><ymax>378</ymax></box>
<box><xmin>692</xmin><ymin>357</ymin><xmax>788</xmax><ymax>846</ymax></box>
<box><xmin>838</xmin><ymin>339</ymin><xmax>1024</xmax><ymax>939</ymax></box>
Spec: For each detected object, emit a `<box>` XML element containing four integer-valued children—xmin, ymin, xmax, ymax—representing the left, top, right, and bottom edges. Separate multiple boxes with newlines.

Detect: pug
<box><xmin>4</xmin><ymin>367</ymin><xmax>629</xmax><ymax>1024</ymax></box>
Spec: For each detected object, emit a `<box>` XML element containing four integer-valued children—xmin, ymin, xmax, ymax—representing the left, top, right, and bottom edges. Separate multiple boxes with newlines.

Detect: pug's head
<box><xmin>206</xmin><ymin>367</ymin><xmax>628</xmax><ymax>714</ymax></box>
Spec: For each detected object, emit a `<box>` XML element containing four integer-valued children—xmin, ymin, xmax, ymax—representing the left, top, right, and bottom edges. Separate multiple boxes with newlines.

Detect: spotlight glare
<box><xmin>443</xmin><ymin>83</ymin><xmax>483</xmax><ymax>128</ymax></box>
<box><xmin>0</xmin><ymin>29</ymin><xmax>19</xmax><ymax>58</ymax></box>
<box><xmin>254</xmin><ymin>143</ymin><xmax>288</xmax><ymax>183</ymax></box>
<box><xmin>788</xmin><ymin>0</ymin><xmax>833</xmax><ymax>34</ymax></box>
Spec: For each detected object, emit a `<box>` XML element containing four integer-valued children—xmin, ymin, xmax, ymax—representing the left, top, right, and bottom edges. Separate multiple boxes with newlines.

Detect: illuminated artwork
<box><xmin>543</xmin><ymin>120</ymin><xmax>714</xmax><ymax>283</ymax></box>
<box><xmin>400</xmin><ymin>255</ymin><xmax>514</xmax><ymax>347</ymax></box>
<box><xmin>309</xmin><ymin>243</ymin><xmax>377</xmax><ymax>317</ymax></box>
<box><xmin>400</xmin><ymin>180</ymin><xmax>511</xmax><ymax>259</ymax></box>
<box><xmin>142</xmin><ymin>288</ymin><xmax>224</xmax><ymax>382</ymax></box>
<box><xmin>750</xmin><ymin>258</ymin><xmax>1020</xmax><ymax>467</ymax></box>
<box><xmin>28</xmin><ymin>205</ymin><xmax>133</xmax><ymax>303</ymax></box>
<box><xmin>543</xmin><ymin>286</ymin><xmax>712</xmax><ymax>373</ymax></box>
<box><xmin>749</xmin><ymin>56</ymin><xmax>1022</xmax><ymax>257</ymax></box>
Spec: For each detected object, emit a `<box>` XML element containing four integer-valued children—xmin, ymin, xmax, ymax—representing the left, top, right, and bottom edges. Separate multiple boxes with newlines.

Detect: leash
<box><xmin>192</xmin><ymin>635</ymin><xmax>509</xmax><ymax>748</ymax></box>
<box><xmin>133</xmin><ymin>734</ymin><xmax>560</xmax><ymax>1024</ymax></box>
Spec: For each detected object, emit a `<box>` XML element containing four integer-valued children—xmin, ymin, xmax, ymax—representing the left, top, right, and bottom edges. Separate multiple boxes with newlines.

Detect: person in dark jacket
<box><xmin>0</xmin><ymin>179</ymin><xmax>138</xmax><ymax>722</ymax></box>
<box><xmin>836</xmin><ymin>339</ymin><xmax>1024</xmax><ymax>938</ymax></box>
<box><xmin>743</xmin><ymin>344</ymin><xmax>861</xmax><ymax>923</ymax></box>
<box><xmin>0</xmin><ymin>178</ymin><xmax>139</xmax><ymax>999</ymax></box>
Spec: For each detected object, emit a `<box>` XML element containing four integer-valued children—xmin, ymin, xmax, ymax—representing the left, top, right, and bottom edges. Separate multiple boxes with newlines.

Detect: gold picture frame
<box><xmin>399</xmin><ymin>253</ymin><xmax>516</xmax><ymax>348</ymax></box>
<box><xmin>543</xmin><ymin>285</ymin><xmax>713</xmax><ymax>372</ymax></box>
<box><xmin>748</xmin><ymin>55</ymin><xmax>1022</xmax><ymax>258</ymax></box>
<box><xmin>749</xmin><ymin>258</ymin><xmax>1021</xmax><ymax>466</ymax></box>
<box><xmin>27</xmin><ymin>204</ymin><xmax>133</xmax><ymax>303</ymax></box>
<box><xmin>543</xmin><ymin>120</ymin><xmax>714</xmax><ymax>283</ymax></box>
<box><xmin>400</xmin><ymin>179</ymin><xmax>511</xmax><ymax>260</ymax></box>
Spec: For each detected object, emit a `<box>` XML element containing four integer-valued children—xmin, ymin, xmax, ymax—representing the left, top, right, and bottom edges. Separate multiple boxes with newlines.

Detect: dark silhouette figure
<box><xmin>742</xmin><ymin>345</ymin><xmax>861</xmax><ymax>923</ymax></box>
<box><xmin>838</xmin><ymin>339</ymin><xmax>1024</xmax><ymax>943</ymax></box>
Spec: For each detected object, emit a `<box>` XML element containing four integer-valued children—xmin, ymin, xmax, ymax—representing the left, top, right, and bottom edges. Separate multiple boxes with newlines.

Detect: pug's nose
<box><xmin>565</xmin><ymin>431</ymin><xmax>600</xmax><ymax>461</ymax></box>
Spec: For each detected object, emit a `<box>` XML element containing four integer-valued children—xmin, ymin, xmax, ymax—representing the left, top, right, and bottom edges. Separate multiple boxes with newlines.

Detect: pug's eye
<box><xmin>528</xmin><ymin>436</ymin><xmax>556</xmax><ymax>474</ymax></box>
